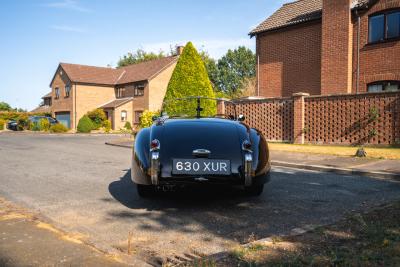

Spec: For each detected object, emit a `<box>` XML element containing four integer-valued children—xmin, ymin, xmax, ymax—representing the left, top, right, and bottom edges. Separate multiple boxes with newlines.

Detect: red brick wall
<box><xmin>226</xmin><ymin>98</ymin><xmax>294</xmax><ymax>142</ymax></box>
<box><xmin>321</xmin><ymin>0</ymin><xmax>353</xmax><ymax>94</ymax></box>
<box><xmin>304</xmin><ymin>92</ymin><xmax>400</xmax><ymax>145</ymax></box>
<box><xmin>256</xmin><ymin>21</ymin><xmax>322</xmax><ymax>98</ymax></box>
<box><xmin>352</xmin><ymin>0</ymin><xmax>400</xmax><ymax>92</ymax></box>
<box><xmin>230</xmin><ymin>92</ymin><xmax>400</xmax><ymax>145</ymax></box>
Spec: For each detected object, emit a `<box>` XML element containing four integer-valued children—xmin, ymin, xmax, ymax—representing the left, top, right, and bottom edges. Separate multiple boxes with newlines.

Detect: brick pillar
<box><xmin>217</xmin><ymin>98</ymin><xmax>228</xmax><ymax>115</ymax></box>
<box><xmin>292</xmin><ymin>93</ymin><xmax>309</xmax><ymax>144</ymax></box>
<box><xmin>321</xmin><ymin>0</ymin><xmax>353</xmax><ymax>94</ymax></box>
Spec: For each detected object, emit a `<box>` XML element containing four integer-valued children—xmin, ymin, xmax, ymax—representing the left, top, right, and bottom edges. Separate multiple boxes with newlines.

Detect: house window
<box><xmin>134</xmin><ymin>84</ymin><xmax>145</xmax><ymax>96</ymax></box>
<box><xmin>121</xmin><ymin>110</ymin><xmax>127</xmax><ymax>121</ymax></box>
<box><xmin>134</xmin><ymin>111</ymin><xmax>143</xmax><ymax>124</ymax></box>
<box><xmin>65</xmin><ymin>84</ymin><xmax>71</xmax><ymax>97</ymax></box>
<box><xmin>116</xmin><ymin>87</ymin><xmax>125</xmax><ymax>98</ymax></box>
<box><xmin>369</xmin><ymin>10</ymin><xmax>400</xmax><ymax>43</ymax></box>
<box><xmin>55</xmin><ymin>87</ymin><xmax>60</xmax><ymax>99</ymax></box>
<box><xmin>368</xmin><ymin>81</ymin><xmax>400</xmax><ymax>92</ymax></box>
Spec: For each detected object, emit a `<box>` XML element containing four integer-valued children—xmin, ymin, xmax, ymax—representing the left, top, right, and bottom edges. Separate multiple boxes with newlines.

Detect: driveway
<box><xmin>0</xmin><ymin>133</ymin><xmax>400</xmax><ymax>265</ymax></box>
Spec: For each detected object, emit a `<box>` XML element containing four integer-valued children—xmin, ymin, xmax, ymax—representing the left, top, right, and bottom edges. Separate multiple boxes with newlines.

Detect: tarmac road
<box><xmin>1</xmin><ymin>133</ymin><xmax>400</xmax><ymax>265</ymax></box>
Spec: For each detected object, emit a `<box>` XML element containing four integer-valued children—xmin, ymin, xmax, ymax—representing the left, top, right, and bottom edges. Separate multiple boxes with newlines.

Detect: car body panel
<box><xmin>132</xmin><ymin>117</ymin><xmax>271</xmax><ymax>186</ymax></box>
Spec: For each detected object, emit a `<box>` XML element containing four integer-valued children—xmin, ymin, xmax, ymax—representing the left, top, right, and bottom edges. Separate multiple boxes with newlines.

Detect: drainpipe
<box><xmin>257</xmin><ymin>55</ymin><xmax>260</xmax><ymax>96</ymax></box>
<box><xmin>74</xmin><ymin>83</ymin><xmax>77</xmax><ymax>130</ymax></box>
<box><xmin>356</xmin><ymin>10</ymin><xmax>361</xmax><ymax>94</ymax></box>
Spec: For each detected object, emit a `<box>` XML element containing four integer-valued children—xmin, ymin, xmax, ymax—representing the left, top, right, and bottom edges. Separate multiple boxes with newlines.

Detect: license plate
<box><xmin>172</xmin><ymin>159</ymin><xmax>231</xmax><ymax>175</ymax></box>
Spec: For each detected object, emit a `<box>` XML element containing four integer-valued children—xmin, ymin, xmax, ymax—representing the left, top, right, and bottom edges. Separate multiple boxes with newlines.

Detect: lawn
<box><xmin>201</xmin><ymin>201</ymin><xmax>400</xmax><ymax>267</ymax></box>
<box><xmin>269</xmin><ymin>143</ymin><xmax>400</xmax><ymax>160</ymax></box>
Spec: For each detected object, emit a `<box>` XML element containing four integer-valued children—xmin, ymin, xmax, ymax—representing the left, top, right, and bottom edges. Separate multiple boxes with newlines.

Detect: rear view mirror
<box><xmin>238</xmin><ymin>114</ymin><xmax>245</xmax><ymax>121</ymax></box>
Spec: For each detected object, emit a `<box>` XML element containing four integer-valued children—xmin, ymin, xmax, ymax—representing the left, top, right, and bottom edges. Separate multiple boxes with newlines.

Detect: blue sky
<box><xmin>0</xmin><ymin>0</ymin><xmax>290</xmax><ymax>110</ymax></box>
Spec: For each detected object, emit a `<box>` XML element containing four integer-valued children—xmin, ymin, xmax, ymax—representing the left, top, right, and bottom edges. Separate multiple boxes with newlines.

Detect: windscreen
<box><xmin>161</xmin><ymin>97</ymin><xmax>235</xmax><ymax>119</ymax></box>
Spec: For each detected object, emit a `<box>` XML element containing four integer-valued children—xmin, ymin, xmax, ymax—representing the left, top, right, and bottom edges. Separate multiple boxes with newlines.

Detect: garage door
<box><xmin>55</xmin><ymin>112</ymin><xmax>71</xmax><ymax>129</ymax></box>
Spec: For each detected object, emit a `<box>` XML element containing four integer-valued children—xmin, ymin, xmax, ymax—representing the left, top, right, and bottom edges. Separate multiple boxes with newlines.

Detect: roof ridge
<box><xmin>118</xmin><ymin>55</ymin><xmax>178</xmax><ymax>70</ymax></box>
<box><xmin>60</xmin><ymin>62</ymin><xmax>119</xmax><ymax>71</ymax></box>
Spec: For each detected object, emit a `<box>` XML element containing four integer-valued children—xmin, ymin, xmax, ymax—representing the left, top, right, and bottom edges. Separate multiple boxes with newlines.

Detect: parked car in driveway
<box><xmin>131</xmin><ymin>97</ymin><xmax>271</xmax><ymax>197</ymax></box>
<box><xmin>6</xmin><ymin>116</ymin><xmax>58</xmax><ymax>131</ymax></box>
<box><xmin>6</xmin><ymin>120</ymin><xmax>18</xmax><ymax>131</ymax></box>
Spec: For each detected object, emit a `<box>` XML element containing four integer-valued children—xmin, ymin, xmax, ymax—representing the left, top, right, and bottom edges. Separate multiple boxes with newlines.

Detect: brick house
<box><xmin>31</xmin><ymin>92</ymin><xmax>52</xmax><ymax>113</ymax></box>
<box><xmin>47</xmin><ymin>56</ymin><xmax>178</xmax><ymax>130</ymax></box>
<box><xmin>250</xmin><ymin>0</ymin><xmax>400</xmax><ymax>97</ymax></box>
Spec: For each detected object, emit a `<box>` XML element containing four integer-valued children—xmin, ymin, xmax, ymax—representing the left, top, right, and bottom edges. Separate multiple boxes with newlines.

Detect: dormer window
<box><xmin>134</xmin><ymin>84</ymin><xmax>145</xmax><ymax>96</ymax></box>
<box><xmin>116</xmin><ymin>87</ymin><xmax>125</xmax><ymax>98</ymax></box>
<box><xmin>369</xmin><ymin>10</ymin><xmax>400</xmax><ymax>43</ymax></box>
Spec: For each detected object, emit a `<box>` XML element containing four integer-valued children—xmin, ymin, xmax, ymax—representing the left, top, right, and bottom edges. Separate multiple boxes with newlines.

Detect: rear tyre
<box><xmin>244</xmin><ymin>184</ymin><xmax>264</xmax><ymax>196</ymax></box>
<box><xmin>136</xmin><ymin>184</ymin><xmax>154</xmax><ymax>198</ymax></box>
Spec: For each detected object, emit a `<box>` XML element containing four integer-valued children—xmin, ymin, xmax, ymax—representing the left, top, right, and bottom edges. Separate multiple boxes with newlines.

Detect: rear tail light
<box><xmin>150</xmin><ymin>139</ymin><xmax>160</xmax><ymax>151</ymax></box>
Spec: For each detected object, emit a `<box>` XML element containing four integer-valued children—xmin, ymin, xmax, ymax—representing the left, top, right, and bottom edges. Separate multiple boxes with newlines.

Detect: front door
<box><xmin>55</xmin><ymin>112</ymin><xmax>71</xmax><ymax>129</ymax></box>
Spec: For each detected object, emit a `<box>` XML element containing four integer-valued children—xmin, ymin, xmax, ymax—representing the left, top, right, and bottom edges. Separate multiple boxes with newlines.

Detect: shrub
<box><xmin>124</xmin><ymin>121</ymin><xmax>132</xmax><ymax>130</ymax></box>
<box><xmin>77</xmin><ymin>115</ymin><xmax>94</xmax><ymax>133</ymax></box>
<box><xmin>140</xmin><ymin>110</ymin><xmax>159</xmax><ymax>128</ymax></box>
<box><xmin>87</xmin><ymin>109</ymin><xmax>107</xmax><ymax>129</ymax></box>
<box><xmin>39</xmin><ymin>118</ymin><xmax>50</xmax><ymax>132</ymax></box>
<box><xmin>50</xmin><ymin>123</ymin><xmax>68</xmax><ymax>133</ymax></box>
<box><xmin>0</xmin><ymin>119</ymin><xmax>4</xmax><ymax>130</ymax></box>
<box><xmin>103</xmin><ymin>119</ymin><xmax>111</xmax><ymax>133</ymax></box>
<box><xmin>17</xmin><ymin>114</ymin><xmax>29</xmax><ymax>131</ymax></box>
<box><xmin>164</xmin><ymin>42</ymin><xmax>216</xmax><ymax>117</ymax></box>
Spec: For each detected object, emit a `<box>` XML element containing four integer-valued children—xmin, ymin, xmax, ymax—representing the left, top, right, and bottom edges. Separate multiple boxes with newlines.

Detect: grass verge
<box><xmin>269</xmin><ymin>143</ymin><xmax>400</xmax><ymax>160</ymax></box>
<box><xmin>213</xmin><ymin>201</ymin><xmax>400</xmax><ymax>267</ymax></box>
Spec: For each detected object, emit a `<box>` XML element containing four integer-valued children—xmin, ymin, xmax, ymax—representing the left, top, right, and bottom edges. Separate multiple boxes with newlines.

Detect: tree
<box><xmin>199</xmin><ymin>51</ymin><xmax>219</xmax><ymax>90</ymax></box>
<box><xmin>117</xmin><ymin>49</ymin><xmax>166</xmax><ymax>67</ymax></box>
<box><xmin>164</xmin><ymin>42</ymin><xmax>216</xmax><ymax>117</ymax></box>
<box><xmin>215</xmin><ymin>46</ymin><xmax>256</xmax><ymax>96</ymax></box>
<box><xmin>0</xmin><ymin>102</ymin><xmax>12</xmax><ymax>111</ymax></box>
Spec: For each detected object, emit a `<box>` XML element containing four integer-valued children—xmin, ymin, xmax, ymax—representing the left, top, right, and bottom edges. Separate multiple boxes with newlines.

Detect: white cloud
<box><xmin>50</xmin><ymin>25</ymin><xmax>86</xmax><ymax>33</ymax></box>
<box><xmin>141</xmin><ymin>38</ymin><xmax>255</xmax><ymax>59</ymax></box>
<box><xmin>44</xmin><ymin>0</ymin><xmax>92</xmax><ymax>13</ymax></box>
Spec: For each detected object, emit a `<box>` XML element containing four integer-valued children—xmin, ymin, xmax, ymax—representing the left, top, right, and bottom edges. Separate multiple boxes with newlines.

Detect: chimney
<box><xmin>321</xmin><ymin>0</ymin><xmax>353</xmax><ymax>94</ymax></box>
<box><xmin>176</xmin><ymin>46</ymin><xmax>184</xmax><ymax>56</ymax></box>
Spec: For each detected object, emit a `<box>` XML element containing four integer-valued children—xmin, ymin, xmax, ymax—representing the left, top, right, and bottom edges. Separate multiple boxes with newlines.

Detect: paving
<box><xmin>1</xmin><ymin>133</ymin><xmax>400</xmax><ymax>265</ymax></box>
<box><xmin>0</xmin><ymin>198</ymin><xmax>127</xmax><ymax>267</ymax></box>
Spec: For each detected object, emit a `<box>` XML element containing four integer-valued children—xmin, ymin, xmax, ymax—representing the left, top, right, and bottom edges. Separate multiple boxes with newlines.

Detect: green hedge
<box><xmin>164</xmin><ymin>42</ymin><xmax>216</xmax><ymax>117</ymax></box>
<box><xmin>87</xmin><ymin>109</ymin><xmax>107</xmax><ymax>130</ymax></box>
<box><xmin>0</xmin><ymin>119</ymin><xmax>4</xmax><ymax>130</ymax></box>
<box><xmin>77</xmin><ymin>115</ymin><xmax>94</xmax><ymax>133</ymax></box>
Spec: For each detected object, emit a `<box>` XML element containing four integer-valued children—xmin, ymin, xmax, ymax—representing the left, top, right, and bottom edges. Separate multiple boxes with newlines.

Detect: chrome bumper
<box><xmin>244</xmin><ymin>153</ymin><xmax>253</xmax><ymax>186</ymax></box>
<box><xmin>150</xmin><ymin>151</ymin><xmax>160</xmax><ymax>185</ymax></box>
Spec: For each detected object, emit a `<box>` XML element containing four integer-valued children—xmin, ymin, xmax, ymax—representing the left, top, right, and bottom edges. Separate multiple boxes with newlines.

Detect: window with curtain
<box><xmin>369</xmin><ymin>10</ymin><xmax>400</xmax><ymax>43</ymax></box>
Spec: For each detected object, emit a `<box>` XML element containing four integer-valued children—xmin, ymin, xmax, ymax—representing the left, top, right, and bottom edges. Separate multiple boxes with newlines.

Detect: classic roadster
<box><xmin>131</xmin><ymin>97</ymin><xmax>271</xmax><ymax>197</ymax></box>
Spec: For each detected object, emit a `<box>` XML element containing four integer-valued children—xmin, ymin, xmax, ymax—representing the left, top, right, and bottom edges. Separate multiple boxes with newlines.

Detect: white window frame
<box><xmin>121</xmin><ymin>110</ymin><xmax>127</xmax><ymax>121</ymax></box>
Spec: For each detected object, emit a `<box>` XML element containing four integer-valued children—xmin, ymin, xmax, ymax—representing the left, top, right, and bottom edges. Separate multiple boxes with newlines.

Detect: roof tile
<box><xmin>59</xmin><ymin>56</ymin><xmax>178</xmax><ymax>86</ymax></box>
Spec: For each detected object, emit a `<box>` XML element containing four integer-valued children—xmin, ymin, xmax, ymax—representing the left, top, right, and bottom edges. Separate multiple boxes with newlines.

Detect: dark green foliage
<box><xmin>124</xmin><ymin>121</ymin><xmax>132</xmax><ymax>130</ymax></box>
<box><xmin>164</xmin><ymin>42</ymin><xmax>216</xmax><ymax>117</ymax></box>
<box><xmin>0</xmin><ymin>102</ymin><xmax>12</xmax><ymax>111</ymax></box>
<box><xmin>214</xmin><ymin>46</ymin><xmax>256</xmax><ymax>95</ymax></box>
<box><xmin>117</xmin><ymin>49</ymin><xmax>168</xmax><ymax>67</ymax></box>
<box><xmin>86</xmin><ymin>109</ymin><xmax>107</xmax><ymax>130</ymax></box>
<box><xmin>77</xmin><ymin>115</ymin><xmax>94</xmax><ymax>133</ymax></box>
<box><xmin>50</xmin><ymin>123</ymin><xmax>68</xmax><ymax>133</ymax></box>
<box><xmin>0</xmin><ymin>119</ymin><xmax>5</xmax><ymax>130</ymax></box>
